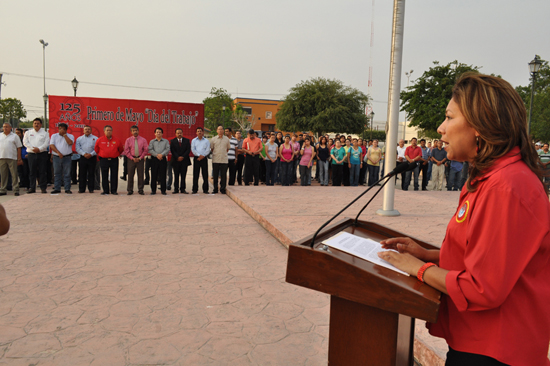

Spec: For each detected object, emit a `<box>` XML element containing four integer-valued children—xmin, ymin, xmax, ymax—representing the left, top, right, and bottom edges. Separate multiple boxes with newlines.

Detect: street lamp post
<box><xmin>222</xmin><ymin>103</ymin><xmax>226</xmax><ymax>128</ymax></box>
<box><xmin>405</xmin><ymin>70</ymin><xmax>413</xmax><ymax>88</ymax></box>
<box><xmin>369</xmin><ymin>111</ymin><xmax>375</xmax><ymax>140</ymax></box>
<box><xmin>39</xmin><ymin>39</ymin><xmax>48</xmax><ymax>130</ymax></box>
<box><xmin>528</xmin><ymin>55</ymin><xmax>542</xmax><ymax>136</ymax></box>
<box><xmin>72</xmin><ymin>77</ymin><xmax>79</xmax><ymax>97</ymax></box>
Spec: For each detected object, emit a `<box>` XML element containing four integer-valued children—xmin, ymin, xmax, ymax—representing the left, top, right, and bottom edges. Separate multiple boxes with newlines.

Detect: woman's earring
<box><xmin>476</xmin><ymin>136</ymin><xmax>480</xmax><ymax>153</ymax></box>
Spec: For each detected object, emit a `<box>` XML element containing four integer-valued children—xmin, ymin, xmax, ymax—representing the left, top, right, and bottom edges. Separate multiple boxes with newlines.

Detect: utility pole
<box><xmin>376</xmin><ymin>0</ymin><xmax>406</xmax><ymax>217</ymax></box>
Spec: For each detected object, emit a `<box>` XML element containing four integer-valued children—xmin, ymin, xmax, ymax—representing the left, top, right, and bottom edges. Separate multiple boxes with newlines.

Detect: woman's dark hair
<box><xmin>452</xmin><ymin>72</ymin><xmax>544</xmax><ymax>191</ymax></box>
<box><xmin>320</xmin><ymin>136</ymin><xmax>327</xmax><ymax>145</ymax></box>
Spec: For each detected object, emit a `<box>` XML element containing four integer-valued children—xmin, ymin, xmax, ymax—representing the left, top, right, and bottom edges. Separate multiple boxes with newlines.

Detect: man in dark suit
<box><xmin>170</xmin><ymin>128</ymin><xmax>191</xmax><ymax>194</ymax></box>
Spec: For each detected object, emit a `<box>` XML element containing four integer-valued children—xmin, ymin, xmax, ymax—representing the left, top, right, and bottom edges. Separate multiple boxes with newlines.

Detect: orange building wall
<box><xmin>233</xmin><ymin>97</ymin><xmax>283</xmax><ymax>132</ymax></box>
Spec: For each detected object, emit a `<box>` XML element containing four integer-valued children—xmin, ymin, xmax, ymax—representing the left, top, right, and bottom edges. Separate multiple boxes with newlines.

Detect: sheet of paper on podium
<box><xmin>322</xmin><ymin>232</ymin><xmax>409</xmax><ymax>276</ymax></box>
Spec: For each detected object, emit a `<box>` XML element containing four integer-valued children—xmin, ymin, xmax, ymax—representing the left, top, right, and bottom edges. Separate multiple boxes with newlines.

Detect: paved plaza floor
<box><xmin>5</xmin><ymin>166</ymin><xmax>544</xmax><ymax>365</ymax></box>
<box><xmin>0</xmin><ymin>174</ymin><xmax>330</xmax><ymax>365</ymax></box>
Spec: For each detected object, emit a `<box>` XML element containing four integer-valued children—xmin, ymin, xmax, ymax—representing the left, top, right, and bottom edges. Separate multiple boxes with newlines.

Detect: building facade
<box><xmin>233</xmin><ymin>97</ymin><xmax>283</xmax><ymax>132</ymax></box>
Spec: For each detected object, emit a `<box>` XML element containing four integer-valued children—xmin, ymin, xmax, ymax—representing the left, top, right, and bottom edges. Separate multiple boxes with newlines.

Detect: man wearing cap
<box><xmin>123</xmin><ymin>125</ymin><xmax>148</xmax><ymax>195</ymax></box>
<box><xmin>94</xmin><ymin>125</ymin><xmax>123</xmax><ymax>195</ymax></box>
<box><xmin>0</xmin><ymin>123</ymin><xmax>23</xmax><ymax>196</ymax></box>
<box><xmin>49</xmin><ymin>123</ymin><xmax>75</xmax><ymax>194</ymax></box>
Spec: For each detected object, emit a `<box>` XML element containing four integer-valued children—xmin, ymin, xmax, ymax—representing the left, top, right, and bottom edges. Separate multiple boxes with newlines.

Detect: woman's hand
<box><xmin>377</xmin><ymin>251</ymin><xmax>424</xmax><ymax>276</ymax></box>
<box><xmin>379</xmin><ymin>237</ymin><xmax>428</xmax><ymax>261</ymax></box>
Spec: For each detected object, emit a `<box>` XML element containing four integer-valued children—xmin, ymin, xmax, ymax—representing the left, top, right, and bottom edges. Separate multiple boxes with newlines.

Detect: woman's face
<box><xmin>438</xmin><ymin>98</ymin><xmax>478</xmax><ymax>162</ymax></box>
<box><xmin>285</xmin><ymin>136</ymin><xmax>290</xmax><ymax>143</ymax></box>
<box><xmin>373</xmin><ymin>140</ymin><xmax>378</xmax><ymax>147</ymax></box>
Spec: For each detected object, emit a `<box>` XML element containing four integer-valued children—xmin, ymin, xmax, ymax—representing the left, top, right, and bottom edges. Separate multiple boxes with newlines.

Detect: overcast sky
<box><xmin>1</xmin><ymin>0</ymin><xmax>549</xmax><ymax>124</ymax></box>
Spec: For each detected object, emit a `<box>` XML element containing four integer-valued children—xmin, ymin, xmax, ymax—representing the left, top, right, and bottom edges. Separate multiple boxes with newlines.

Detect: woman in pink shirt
<box><xmin>299</xmin><ymin>137</ymin><xmax>314</xmax><ymax>186</ymax></box>
<box><xmin>279</xmin><ymin>135</ymin><xmax>294</xmax><ymax>186</ymax></box>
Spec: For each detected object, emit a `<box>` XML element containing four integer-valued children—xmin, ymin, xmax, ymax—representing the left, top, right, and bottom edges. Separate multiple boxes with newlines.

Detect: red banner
<box><xmin>48</xmin><ymin>96</ymin><xmax>204</xmax><ymax>147</ymax></box>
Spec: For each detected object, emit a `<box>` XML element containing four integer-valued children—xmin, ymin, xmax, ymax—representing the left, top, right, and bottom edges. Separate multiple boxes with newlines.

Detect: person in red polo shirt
<box><xmin>94</xmin><ymin>125</ymin><xmax>123</xmax><ymax>195</ymax></box>
<box><xmin>379</xmin><ymin>73</ymin><xmax>550</xmax><ymax>366</ymax></box>
<box><xmin>403</xmin><ymin>137</ymin><xmax>422</xmax><ymax>191</ymax></box>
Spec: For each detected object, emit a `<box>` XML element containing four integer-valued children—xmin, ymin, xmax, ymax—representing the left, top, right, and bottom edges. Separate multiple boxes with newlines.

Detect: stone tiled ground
<box><xmin>227</xmin><ymin>181</ymin><xmax>459</xmax><ymax>365</ymax></box>
<box><xmin>0</xmin><ymin>173</ymin><xmax>330</xmax><ymax>365</ymax></box>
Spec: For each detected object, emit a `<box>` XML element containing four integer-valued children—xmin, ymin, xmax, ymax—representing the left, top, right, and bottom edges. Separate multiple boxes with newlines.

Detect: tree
<box><xmin>400</xmin><ymin>61</ymin><xmax>480</xmax><ymax>138</ymax></box>
<box><xmin>0</xmin><ymin>98</ymin><xmax>26</xmax><ymax>127</ymax></box>
<box><xmin>515</xmin><ymin>56</ymin><xmax>550</xmax><ymax>142</ymax></box>
<box><xmin>202</xmin><ymin>87</ymin><xmax>234</xmax><ymax>132</ymax></box>
<box><xmin>231</xmin><ymin>104</ymin><xmax>255</xmax><ymax>132</ymax></box>
<box><xmin>276</xmin><ymin>78</ymin><xmax>369</xmax><ymax>135</ymax></box>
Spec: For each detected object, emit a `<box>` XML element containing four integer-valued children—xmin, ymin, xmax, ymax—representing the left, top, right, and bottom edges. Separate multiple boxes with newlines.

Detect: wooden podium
<box><xmin>285</xmin><ymin>218</ymin><xmax>441</xmax><ymax>366</ymax></box>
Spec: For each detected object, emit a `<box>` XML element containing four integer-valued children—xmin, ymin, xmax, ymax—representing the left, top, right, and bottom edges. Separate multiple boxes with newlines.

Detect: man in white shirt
<box><xmin>0</xmin><ymin>123</ymin><xmax>23</xmax><ymax>196</ymax></box>
<box><xmin>23</xmin><ymin>118</ymin><xmax>50</xmax><ymax>194</ymax></box>
<box><xmin>396</xmin><ymin>139</ymin><xmax>407</xmax><ymax>189</ymax></box>
<box><xmin>49</xmin><ymin>123</ymin><xmax>75</xmax><ymax>194</ymax></box>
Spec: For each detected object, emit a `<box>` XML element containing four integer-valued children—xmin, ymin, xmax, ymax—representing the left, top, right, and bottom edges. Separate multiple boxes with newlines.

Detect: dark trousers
<box><xmin>420</xmin><ymin>162</ymin><xmax>429</xmax><ymax>189</ymax></box>
<box><xmin>127</xmin><ymin>158</ymin><xmax>145</xmax><ymax>193</ymax></box>
<box><xmin>212</xmin><ymin>163</ymin><xmax>228</xmax><ymax>193</ymax></box>
<box><xmin>359</xmin><ymin>163</ymin><xmax>368</xmax><ymax>185</ymax></box>
<box><xmin>281</xmin><ymin>161</ymin><xmax>293</xmax><ymax>186</ymax></box>
<box><xmin>192</xmin><ymin>157</ymin><xmax>209</xmax><ymax>193</ymax></box>
<box><xmin>404</xmin><ymin>165</ymin><xmax>420</xmax><ymax>190</ymax></box>
<box><xmin>332</xmin><ymin>164</ymin><xmax>343</xmax><ymax>186</ymax></box>
<box><xmin>78</xmin><ymin>156</ymin><xmax>96</xmax><ymax>192</ymax></box>
<box><xmin>265</xmin><ymin>159</ymin><xmax>276</xmax><ymax>186</ymax></box>
<box><xmin>144</xmin><ymin>157</ymin><xmax>152</xmax><ymax>184</ymax></box>
<box><xmin>27</xmin><ymin>152</ymin><xmax>48</xmax><ymax>191</ymax></box>
<box><xmin>150</xmin><ymin>157</ymin><xmax>167</xmax><ymax>193</ymax></box>
<box><xmin>260</xmin><ymin>158</ymin><xmax>266</xmax><ymax>182</ymax></box>
<box><xmin>299</xmin><ymin>165</ymin><xmax>311</xmax><ymax>186</ymax></box>
<box><xmin>343</xmin><ymin>163</ymin><xmax>350</xmax><ymax>186</ymax></box>
<box><xmin>99</xmin><ymin>157</ymin><xmax>119</xmax><ymax>194</ymax></box>
<box><xmin>173</xmin><ymin>160</ymin><xmax>189</xmax><ymax>192</ymax></box>
<box><xmin>166</xmin><ymin>160</ymin><xmax>172</xmax><ymax>189</ymax></box>
<box><xmin>367</xmin><ymin>164</ymin><xmax>380</xmax><ymax>186</ymax></box>
<box><xmin>235</xmin><ymin>155</ymin><xmax>245</xmax><ymax>185</ymax></box>
<box><xmin>445</xmin><ymin>347</ymin><xmax>507</xmax><ymax>366</ymax></box>
<box><xmin>71</xmin><ymin>158</ymin><xmax>79</xmax><ymax>184</ymax></box>
<box><xmin>17</xmin><ymin>159</ymin><xmax>30</xmax><ymax>188</ymax></box>
<box><xmin>396</xmin><ymin>162</ymin><xmax>407</xmax><ymax>188</ymax></box>
<box><xmin>244</xmin><ymin>154</ymin><xmax>260</xmax><ymax>186</ymax></box>
<box><xmin>122</xmin><ymin>156</ymin><xmax>128</xmax><ymax>178</ymax></box>
<box><xmin>228</xmin><ymin>159</ymin><xmax>236</xmax><ymax>186</ymax></box>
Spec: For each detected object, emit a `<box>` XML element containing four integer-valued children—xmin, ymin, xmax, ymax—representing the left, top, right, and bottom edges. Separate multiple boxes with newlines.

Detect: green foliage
<box><xmin>361</xmin><ymin>130</ymin><xmax>387</xmax><ymax>141</ymax></box>
<box><xmin>515</xmin><ymin>56</ymin><xmax>550</xmax><ymax>142</ymax></box>
<box><xmin>276</xmin><ymin>77</ymin><xmax>369</xmax><ymax>135</ymax></box>
<box><xmin>400</xmin><ymin>61</ymin><xmax>480</xmax><ymax>137</ymax></box>
<box><xmin>202</xmin><ymin>87</ymin><xmax>234</xmax><ymax>132</ymax></box>
<box><xmin>0</xmin><ymin>98</ymin><xmax>27</xmax><ymax>126</ymax></box>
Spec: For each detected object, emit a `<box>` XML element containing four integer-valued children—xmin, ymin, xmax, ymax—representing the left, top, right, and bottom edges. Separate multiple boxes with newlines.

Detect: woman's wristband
<box><xmin>417</xmin><ymin>262</ymin><xmax>437</xmax><ymax>283</ymax></box>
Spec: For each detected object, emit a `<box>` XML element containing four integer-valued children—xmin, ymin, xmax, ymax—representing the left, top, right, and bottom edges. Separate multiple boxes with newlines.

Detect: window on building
<box><xmin>242</xmin><ymin>107</ymin><xmax>252</xmax><ymax>116</ymax></box>
<box><xmin>266</xmin><ymin>111</ymin><xmax>273</xmax><ymax>119</ymax></box>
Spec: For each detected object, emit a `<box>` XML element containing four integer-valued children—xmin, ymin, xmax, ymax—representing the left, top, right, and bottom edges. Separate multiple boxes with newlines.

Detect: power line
<box><xmin>0</xmin><ymin>71</ymin><xmax>286</xmax><ymax>97</ymax></box>
<box><xmin>0</xmin><ymin>71</ymin><xmax>388</xmax><ymax>104</ymax></box>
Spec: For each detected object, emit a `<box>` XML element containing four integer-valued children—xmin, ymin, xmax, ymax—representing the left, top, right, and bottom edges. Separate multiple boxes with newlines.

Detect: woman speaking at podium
<box><xmin>379</xmin><ymin>73</ymin><xmax>550</xmax><ymax>366</ymax></box>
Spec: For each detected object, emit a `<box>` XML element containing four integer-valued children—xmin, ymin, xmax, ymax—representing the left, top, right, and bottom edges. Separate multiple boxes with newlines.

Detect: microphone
<box><xmin>353</xmin><ymin>161</ymin><xmax>420</xmax><ymax>224</ymax></box>
<box><xmin>309</xmin><ymin>161</ymin><xmax>419</xmax><ymax>248</ymax></box>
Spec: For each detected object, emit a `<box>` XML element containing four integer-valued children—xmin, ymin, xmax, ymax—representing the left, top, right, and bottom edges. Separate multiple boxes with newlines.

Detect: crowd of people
<box><xmin>1</xmin><ymin>117</ymin><xmax>548</xmax><ymax>197</ymax></box>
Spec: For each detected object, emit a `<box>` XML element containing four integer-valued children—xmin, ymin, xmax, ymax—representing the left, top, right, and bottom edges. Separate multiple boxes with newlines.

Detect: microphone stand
<box><xmin>309</xmin><ymin>161</ymin><xmax>416</xmax><ymax>248</ymax></box>
<box><xmin>309</xmin><ymin>174</ymin><xmax>392</xmax><ymax>248</ymax></box>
